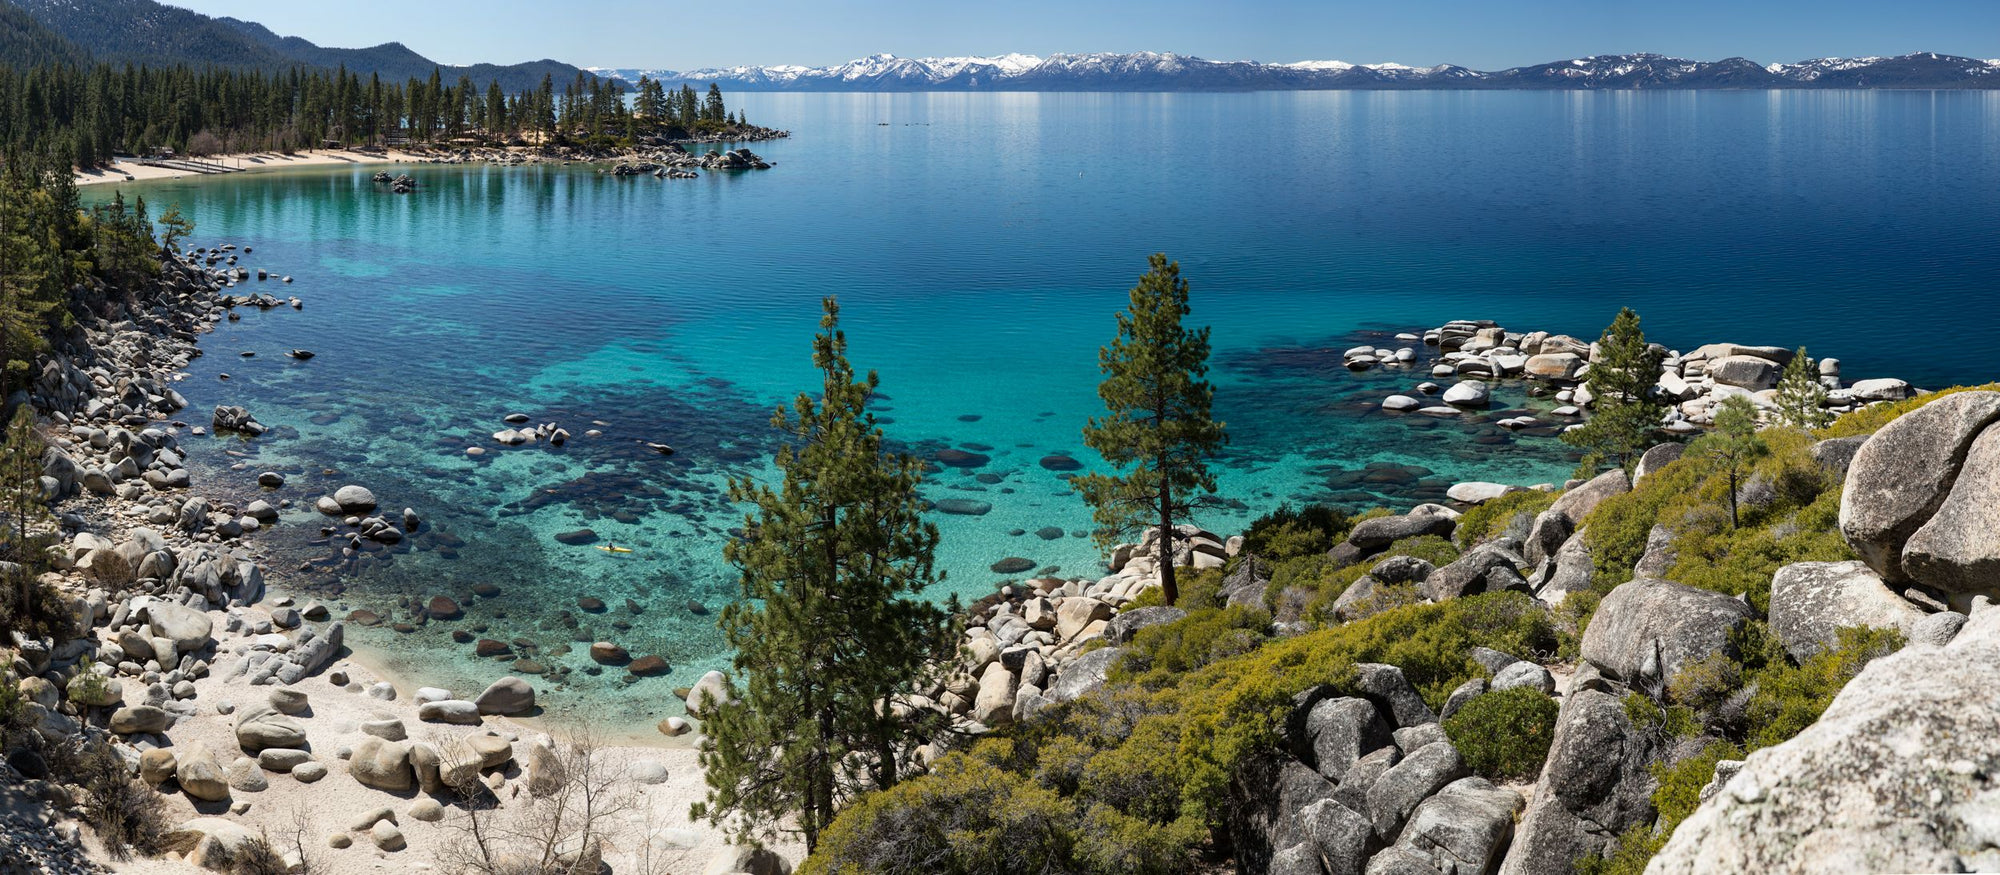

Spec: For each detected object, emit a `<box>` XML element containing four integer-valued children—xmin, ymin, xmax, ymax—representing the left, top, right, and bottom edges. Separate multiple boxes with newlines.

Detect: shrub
<box><xmin>801</xmin><ymin>748</ymin><xmax>1081</xmax><ymax>875</ymax></box>
<box><xmin>1441</xmin><ymin>686</ymin><xmax>1559</xmax><ymax>782</ymax></box>
<box><xmin>1454</xmin><ymin>489</ymin><xmax>1558</xmax><ymax>547</ymax></box>
<box><xmin>1817</xmin><ymin>383</ymin><xmax>2000</xmax><ymax>439</ymax></box>
<box><xmin>1743</xmin><ymin>625</ymin><xmax>1902</xmax><ymax>748</ymax></box>
<box><xmin>1124</xmin><ymin>567</ymin><xmax>1225</xmax><ymax>611</ymax></box>
<box><xmin>1239</xmin><ymin>503</ymin><xmax>1354</xmax><ymax>561</ymax></box>
<box><xmin>1117</xmin><ymin>605</ymin><xmax>1271</xmax><ymax>681</ymax></box>
<box><xmin>77</xmin><ymin>738</ymin><xmax>168</xmax><ymax>859</ymax></box>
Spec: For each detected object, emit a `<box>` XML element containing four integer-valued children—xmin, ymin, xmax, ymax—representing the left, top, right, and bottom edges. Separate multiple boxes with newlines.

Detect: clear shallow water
<box><xmin>107</xmin><ymin>90</ymin><xmax>2000</xmax><ymax>733</ymax></box>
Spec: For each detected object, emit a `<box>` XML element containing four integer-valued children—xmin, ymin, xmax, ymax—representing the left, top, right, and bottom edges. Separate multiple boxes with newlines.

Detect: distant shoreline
<box><xmin>73</xmin><ymin>148</ymin><xmax>426</xmax><ymax>188</ymax></box>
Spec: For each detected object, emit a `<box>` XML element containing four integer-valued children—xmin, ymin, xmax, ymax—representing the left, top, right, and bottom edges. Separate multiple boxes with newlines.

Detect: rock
<box><xmin>332</xmin><ymin>484</ymin><xmax>377</xmax><ymax>512</ymax></box>
<box><xmin>628</xmin><ymin>655</ymin><xmax>670</xmax><ymax>676</ymax></box>
<box><xmin>146</xmin><ymin>602</ymin><xmax>213</xmax><ymax>654</ymax></box>
<box><xmin>224</xmin><ymin>756</ymin><xmax>268</xmax><ymax>792</ymax></box>
<box><xmin>1220</xmin><ymin>555</ymin><xmax>1272</xmax><ymax>610</ymax></box>
<box><xmin>1422</xmin><ymin>548</ymin><xmax>1529</xmax><ymax>602</ymax></box>
<box><xmin>1649</xmin><ymin>608</ymin><xmax>2000</xmax><ymax>873</ymax></box>
<box><xmin>1579</xmin><ymin>577</ymin><xmax>1757</xmax><ymax>688</ymax></box>
<box><xmin>525</xmin><ymin>737</ymin><xmax>566</xmax><ymax>797</ymax></box>
<box><xmin>348</xmin><ymin>737</ymin><xmax>415</xmax><ymax>792</ymax></box>
<box><xmin>362</xmin><ymin>718</ymin><xmax>407</xmax><ymax>741</ymax></box>
<box><xmin>1398</xmin><ymin>777</ymin><xmax>1524</xmax><ymax>874</ymax></box>
<box><xmin>1055</xmin><ymin>598</ymin><xmax>1112</xmax><ymax>641</ymax></box>
<box><xmin>257</xmin><ymin>749</ymin><xmax>311</xmax><ymax>773</ymax></box>
<box><xmin>1442</xmin><ymin>381</ymin><xmax>1491</xmax><ymax>408</ymax></box>
<box><xmin>1903</xmin><ymin>421</ymin><xmax>2000</xmax><ymax>598</ymax></box>
<box><xmin>936</xmin><ymin>499</ymin><xmax>993</xmax><ymax>516</ymax></box>
<box><xmin>1366</xmin><ymin>740</ymin><xmax>1470</xmax><ymax>839</ymax></box>
<box><xmin>702</xmin><ymin>845</ymin><xmax>792</xmax><ymax>875</ymax></box>
<box><xmin>658</xmin><ymin>716</ymin><xmax>691</xmax><ymax>736</ymax></box>
<box><xmin>291</xmin><ymin>761</ymin><xmax>327</xmax><ymax>782</ymax></box>
<box><xmin>971</xmin><ymin>661</ymin><xmax>1016</xmax><ymax>727</ymax></box>
<box><xmin>1346</xmin><ymin>510</ymin><xmax>1457</xmax><ymax>552</ymax></box>
<box><xmin>1503</xmin><ymin>688</ymin><xmax>1659</xmax><ymax>874</ymax></box>
<box><xmin>1709</xmin><ymin>355</ymin><xmax>1782</xmax><ymax>391</ymax></box>
<box><xmin>1491</xmin><ymin>661</ymin><xmax>1555</xmax><ymax>694</ymax></box>
<box><xmin>473</xmin><ymin>677</ymin><xmax>536</xmax><ymax>715</ymax></box>
<box><xmin>1769</xmin><ymin>561</ymin><xmax>1930</xmax><ymax>660</ymax></box>
<box><xmin>1299</xmin><ymin>696</ymin><xmax>1394</xmax><ymax>779</ymax></box>
<box><xmin>1910</xmin><ymin>611</ymin><xmax>1968</xmax><ymax>647</ymax></box>
<box><xmin>140</xmin><ymin>748</ymin><xmax>177</xmax><ymax>784</ymax></box>
<box><xmin>1228</xmin><ymin>755</ymin><xmax>1340</xmax><ymax>873</ymax></box>
<box><xmin>467</xmin><ymin>734</ymin><xmax>513</xmax><ymax>769</ymax></box>
<box><xmin>268</xmin><ymin>687</ymin><xmax>309</xmax><ymax>715</ymax></box>
<box><xmin>686</xmin><ymin>670</ymin><xmax>731</xmax><ymax>716</ymax></box>
<box><xmin>177</xmin><ymin>745</ymin><xmax>230</xmax><ymax>802</ymax></box>
<box><xmin>989</xmin><ymin>557</ymin><xmax>1035</xmax><ymax>574</ymax></box>
<box><xmin>408</xmin><ymin>798</ymin><xmax>444</xmax><ymax>822</ymax></box>
<box><xmin>1382</xmin><ymin>395</ymin><xmax>1421</xmax><ymax>411</ymax></box>
<box><xmin>1447</xmin><ymin>481</ymin><xmax>1518</xmax><ymax>504</ymax></box>
<box><xmin>588</xmin><ymin>642</ymin><xmax>630</xmax><ymax>665</ymax></box>
<box><xmin>554</xmin><ymin>528</ymin><xmax>599</xmax><ymax>546</ymax></box>
<box><xmin>1103</xmin><ymin>606</ymin><xmax>1185</xmax><ymax>646</ymax></box>
<box><xmin>371</xmin><ymin>821</ymin><xmax>406</xmax><ymax>852</ymax></box>
<box><xmin>1809</xmin><ymin>435</ymin><xmax>1870</xmax><ymax>480</ymax></box>
<box><xmin>181</xmin><ymin>817</ymin><xmax>260</xmax><ymax>869</ymax></box>
<box><xmin>1635</xmin><ymin>441</ymin><xmax>1688</xmax><ymax>485</ymax></box>
<box><xmin>425</xmin><ymin>596</ymin><xmax>462</xmax><ymax>620</ymax></box>
<box><xmin>1839</xmin><ymin>391</ymin><xmax>2000</xmax><ymax>583</ymax></box>
<box><xmin>234</xmin><ymin>703</ymin><xmax>308</xmax><ymax>752</ymax></box>
<box><xmin>1848</xmin><ymin>377</ymin><xmax>1914</xmax><ymax>402</ymax></box>
<box><xmin>1352</xmin><ymin>663</ymin><xmax>1437</xmax><ymax>728</ymax></box>
<box><xmin>1549</xmin><ymin>468</ymin><xmax>1630</xmax><ymax>527</ymax></box>
<box><xmin>1045</xmin><ymin>646</ymin><xmax>1123</xmax><ymax>704</ymax></box>
<box><xmin>1524</xmin><ymin>353</ymin><xmax>1584</xmax><ymax>380</ymax></box>
<box><xmin>1293</xmin><ymin>798</ymin><xmax>1374</xmax><ymax>875</ymax></box>
<box><xmin>418</xmin><ymin>699</ymin><xmax>483</xmax><ymax>725</ymax></box>
<box><xmin>110</xmin><ymin>705</ymin><xmax>169</xmax><ymax>734</ymax></box>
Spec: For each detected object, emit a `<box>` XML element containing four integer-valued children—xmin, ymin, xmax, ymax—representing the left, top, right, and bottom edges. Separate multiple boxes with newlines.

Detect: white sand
<box><xmin>101</xmin><ymin>599</ymin><xmax>799</xmax><ymax>874</ymax></box>
<box><xmin>74</xmin><ymin>150</ymin><xmax>430</xmax><ymax>188</ymax></box>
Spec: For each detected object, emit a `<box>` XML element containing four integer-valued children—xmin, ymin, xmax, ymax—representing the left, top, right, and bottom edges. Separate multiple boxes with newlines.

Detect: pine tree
<box><xmin>1073</xmin><ymin>253</ymin><xmax>1228</xmax><ymax>606</ymax></box>
<box><xmin>0</xmin><ymin>405</ymin><xmax>57</xmax><ymax>641</ymax></box>
<box><xmin>1562</xmin><ymin>307</ymin><xmax>1666</xmax><ymax>473</ymax></box>
<box><xmin>1774</xmin><ymin>346</ymin><xmax>1831</xmax><ymax>430</ymax></box>
<box><xmin>695</xmin><ymin>297</ymin><xmax>956</xmax><ymax>852</ymax></box>
<box><xmin>1700</xmin><ymin>394</ymin><xmax>1767</xmax><ymax>529</ymax></box>
<box><xmin>704</xmin><ymin>83</ymin><xmax>726</xmax><ymax>123</ymax></box>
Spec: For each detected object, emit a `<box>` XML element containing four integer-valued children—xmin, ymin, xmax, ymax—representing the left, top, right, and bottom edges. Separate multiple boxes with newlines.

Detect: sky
<box><xmin>166</xmin><ymin>0</ymin><xmax>2000</xmax><ymax>70</ymax></box>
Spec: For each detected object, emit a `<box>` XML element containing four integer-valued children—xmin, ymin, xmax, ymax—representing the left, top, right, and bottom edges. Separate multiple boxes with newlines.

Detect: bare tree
<box><xmin>436</xmin><ymin>725</ymin><xmax>633</xmax><ymax>875</ymax></box>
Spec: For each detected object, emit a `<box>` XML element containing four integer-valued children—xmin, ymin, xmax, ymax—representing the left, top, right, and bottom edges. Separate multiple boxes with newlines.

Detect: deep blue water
<box><xmin>107</xmin><ymin>90</ymin><xmax>2000</xmax><ymax>733</ymax></box>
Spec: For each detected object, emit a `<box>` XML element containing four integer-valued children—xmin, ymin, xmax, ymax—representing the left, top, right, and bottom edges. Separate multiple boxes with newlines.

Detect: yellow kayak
<box><xmin>595</xmin><ymin>545</ymin><xmax>634</xmax><ymax>554</ymax></box>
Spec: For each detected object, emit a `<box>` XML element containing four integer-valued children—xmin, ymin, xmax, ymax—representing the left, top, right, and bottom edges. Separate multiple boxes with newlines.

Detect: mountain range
<box><xmin>593</xmin><ymin>51</ymin><xmax>2000</xmax><ymax>91</ymax></box>
<box><xmin>2</xmin><ymin>0</ymin><xmax>599</xmax><ymax>92</ymax></box>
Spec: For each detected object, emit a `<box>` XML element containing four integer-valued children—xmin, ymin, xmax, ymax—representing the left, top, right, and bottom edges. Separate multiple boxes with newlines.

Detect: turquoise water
<box><xmin>110</xmin><ymin>90</ymin><xmax>2000</xmax><ymax>732</ymax></box>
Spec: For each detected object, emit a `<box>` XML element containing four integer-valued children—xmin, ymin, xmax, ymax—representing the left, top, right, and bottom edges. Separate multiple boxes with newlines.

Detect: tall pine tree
<box><xmin>1774</xmin><ymin>346</ymin><xmax>1831</xmax><ymax>430</ymax></box>
<box><xmin>695</xmin><ymin>297</ymin><xmax>956</xmax><ymax>852</ymax></box>
<box><xmin>1562</xmin><ymin>307</ymin><xmax>1665</xmax><ymax>473</ymax></box>
<box><xmin>1074</xmin><ymin>253</ymin><xmax>1227</xmax><ymax>606</ymax></box>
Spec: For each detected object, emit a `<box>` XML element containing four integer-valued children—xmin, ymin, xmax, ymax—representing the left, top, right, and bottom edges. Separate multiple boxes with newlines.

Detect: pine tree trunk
<box><xmin>1158</xmin><ymin>473</ymin><xmax>1177</xmax><ymax>606</ymax></box>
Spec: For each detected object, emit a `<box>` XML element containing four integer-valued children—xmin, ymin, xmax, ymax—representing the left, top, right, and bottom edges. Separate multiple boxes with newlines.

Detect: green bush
<box><xmin>1124</xmin><ymin>567</ymin><xmax>1226</xmax><ymax>611</ymax></box>
<box><xmin>1442</xmin><ymin>686</ymin><xmax>1559</xmax><ymax>781</ymax></box>
<box><xmin>802</xmin><ymin>750</ymin><xmax>1083</xmax><ymax>875</ymax></box>
<box><xmin>1239</xmin><ymin>503</ymin><xmax>1355</xmax><ymax>561</ymax></box>
<box><xmin>1454</xmin><ymin>489</ymin><xmax>1558</xmax><ymax>547</ymax></box>
<box><xmin>1817</xmin><ymin>383</ymin><xmax>2000</xmax><ymax>439</ymax></box>
<box><xmin>1117</xmin><ymin>605</ymin><xmax>1271</xmax><ymax>681</ymax></box>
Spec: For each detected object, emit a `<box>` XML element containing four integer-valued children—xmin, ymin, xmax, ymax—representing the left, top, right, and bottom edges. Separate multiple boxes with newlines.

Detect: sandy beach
<box><xmin>74</xmin><ymin>149</ymin><xmax>429</xmax><ymax>188</ymax></box>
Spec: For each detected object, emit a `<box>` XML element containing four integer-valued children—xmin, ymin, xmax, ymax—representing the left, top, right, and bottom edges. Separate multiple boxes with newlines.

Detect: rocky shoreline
<box><xmin>4</xmin><ymin>250</ymin><xmax>788</xmax><ymax>872</ymax></box>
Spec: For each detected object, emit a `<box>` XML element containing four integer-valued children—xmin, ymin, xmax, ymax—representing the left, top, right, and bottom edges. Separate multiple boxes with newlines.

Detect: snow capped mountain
<box><xmin>592</xmin><ymin>51</ymin><xmax>2000</xmax><ymax>92</ymax></box>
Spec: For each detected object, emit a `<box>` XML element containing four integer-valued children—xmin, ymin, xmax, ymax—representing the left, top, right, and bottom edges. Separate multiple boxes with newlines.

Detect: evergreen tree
<box><xmin>1073</xmin><ymin>253</ymin><xmax>1228</xmax><ymax>606</ymax></box>
<box><xmin>1699</xmin><ymin>394</ymin><xmax>1767</xmax><ymax>529</ymax></box>
<box><xmin>1561</xmin><ymin>307</ymin><xmax>1666</xmax><ymax>472</ymax></box>
<box><xmin>703</xmin><ymin>83</ymin><xmax>726</xmax><ymax>123</ymax></box>
<box><xmin>695</xmin><ymin>297</ymin><xmax>956</xmax><ymax>852</ymax></box>
<box><xmin>0</xmin><ymin>405</ymin><xmax>58</xmax><ymax>641</ymax></box>
<box><xmin>1774</xmin><ymin>346</ymin><xmax>1831</xmax><ymax>430</ymax></box>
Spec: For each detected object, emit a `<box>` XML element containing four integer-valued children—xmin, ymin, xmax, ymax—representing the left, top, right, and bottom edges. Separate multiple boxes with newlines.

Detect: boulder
<box><xmin>1045</xmin><ymin>645</ymin><xmax>1123</xmax><ymax>704</ymax></box>
<box><xmin>1396</xmin><ymin>777</ymin><xmax>1524</xmax><ymax>874</ymax></box>
<box><xmin>1299</xmin><ymin>696</ymin><xmax>1394</xmax><ymax>779</ymax></box>
<box><xmin>1219</xmin><ymin>556</ymin><xmax>1272</xmax><ymax>610</ymax></box>
<box><xmin>1838</xmin><ymin>391</ymin><xmax>2000</xmax><ymax>583</ymax></box>
<box><xmin>1055</xmin><ymin>597</ymin><xmax>1112</xmax><ymax>641</ymax></box>
<box><xmin>1649</xmin><ymin>608</ymin><xmax>2000</xmax><ymax>873</ymax></box>
<box><xmin>1347</xmin><ymin>510</ymin><xmax>1457</xmax><ymax>552</ymax></box>
<box><xmin>970</xmin><ymin>661</ymin><xmax>1016</xmax><ymax>727</ymax></box>
<box><xmin>146</xmin><ymin>602</ymin><xmax>213</xmax><ymax>654</ymax></box>
<box><xmin>1500</xmin><ymin>689</ymin><xmax>1659</xmax><ymax>875</ymax></box>
<box><xmin>1366</xmin><ymin>741</ymin><xmax>1470</xmax><ymax>839</ymax></box>
<box><xmin>110</xmin><ymin>705</ymin><xmax>169</xmax><ymax>735</ymax></box>
<box><xmin>1548</xmin><ymin>468</ymin><xmax>1630</xmax><ymax>527</ymax></box>
<box><xmin>268</xmin><ymin>687</ymin><xmax>308</xmax><ymax>715</ymax></box>
<box><xmin>1537</xmin><ymin>531</ymin><xmax>1597</xmax><ymax>601</ymax></box>
<box><xmin>234</xmin><ymin>703</ymin><xmax>308</xmax><ymax>753</ymax></box>
<box><xmin>1103</xmin><ymin>606</ymin><xmax>1186</xmax><ymax>646</ymax></box>
<box><xmin>139</xmin><ymin>748</ymin><xmax>177</xmax><ymax>785</ymax></box>
<box><xmin>686</xmin><ymin>670</ymin><xmax>731</xmax><ymax>716</ymax></box>
<box><xmin>1902</xmin><ymin>422</ymin><xmax>2000</xmax><ymax>599</ymax></box>
<box><xmin>332</xmin><ymin>484</ymin><xmax>378</xmax><ymax>512</ymax></box>
<box><xmin>473</xmin><ymin>677</ymin><xmax>536</xmax><ymax>716</ymax></box>
<box><xmin>1579</xmin><ymin>577</ymin><xmax>1756</xmax><ymax>688</ymax></box>
<box><xmin>1768</xmin><ymin>561</ymin><xmax>1930</xmax><ymax>660</ymax></box>
<box><xmin>702</xmin><ymin>845</ymin><xmax>792</xmax><ymax>875</ymax></box>
<box><xmin>418</xmin><ymin>699</ymin><xmax>483</xmax><ymax>725</ymax></box>
<box><xmin>1351</xmin><ymin>663</ymin><xmax>1437</xmax><ymax>728</ymax></box>
<box><xmin>1809</xmin><ymin>435</ymin><xmax>1870</xmax><ymax>480</ymax></box>
<box><xmin>1848</xmin><ymin>377</ymin><xmax>1913</xmax><ymax>402</ymax></box>
<box><xmin>1442</xmin><ymin>381</ymin><xmax>1492</xmax><ymax>408</ymax></box>
<box><xmin>1228</xmin><ymin>754</ymin><xmax>1340</xmax><ymax>873</ymax></box>
<box><xmin>1447</xmin><ymin>482</ymin><xmax>1518</xmax><ymax>504</ymax></box>
<box><xmin>1635</xmin><ymin>441</ymin><xmax>1687</xmax><ymax>484</ymax></box>
<box><xmin>177</xmin><ymin>745</ymin><xmax>230</xmax><ymax>802</ymax></box>
<box><xmin>348</xmin><ymin>737</ymin><xmax>416</xmax><ymax>792</ymax></box>
<box><xmin>1422</xmin><ymin>548</ymin><xmax>1529</xmax><ymax>602</ymax></box>
<box><xmin>1491</xmin><ymin>661</ymin><xmax>1555</xmax><ymax>694</ymax></box>
<box><xmin>1524</xmin><ymin>353</ymin><xmax>1583</xmax><ymax>380</ymax></box>
<box><xmin>1709</xmin><ymin>355</ymin><xmax>1782</xmax><ymax>391</ymax></box>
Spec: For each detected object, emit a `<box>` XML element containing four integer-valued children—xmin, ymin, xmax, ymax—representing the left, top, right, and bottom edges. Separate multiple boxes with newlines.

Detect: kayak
<box><xmin>595</xmin><ymin>545</ymin><xmax>634</xmax><ymax>554</ymax></box>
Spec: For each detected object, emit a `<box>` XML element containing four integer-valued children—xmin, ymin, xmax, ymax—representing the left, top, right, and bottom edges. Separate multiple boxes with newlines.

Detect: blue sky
<box><xmin>169</xmin><ymin>0</ymin><xmax>2000</xmax><ymax>70</ymax></box>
